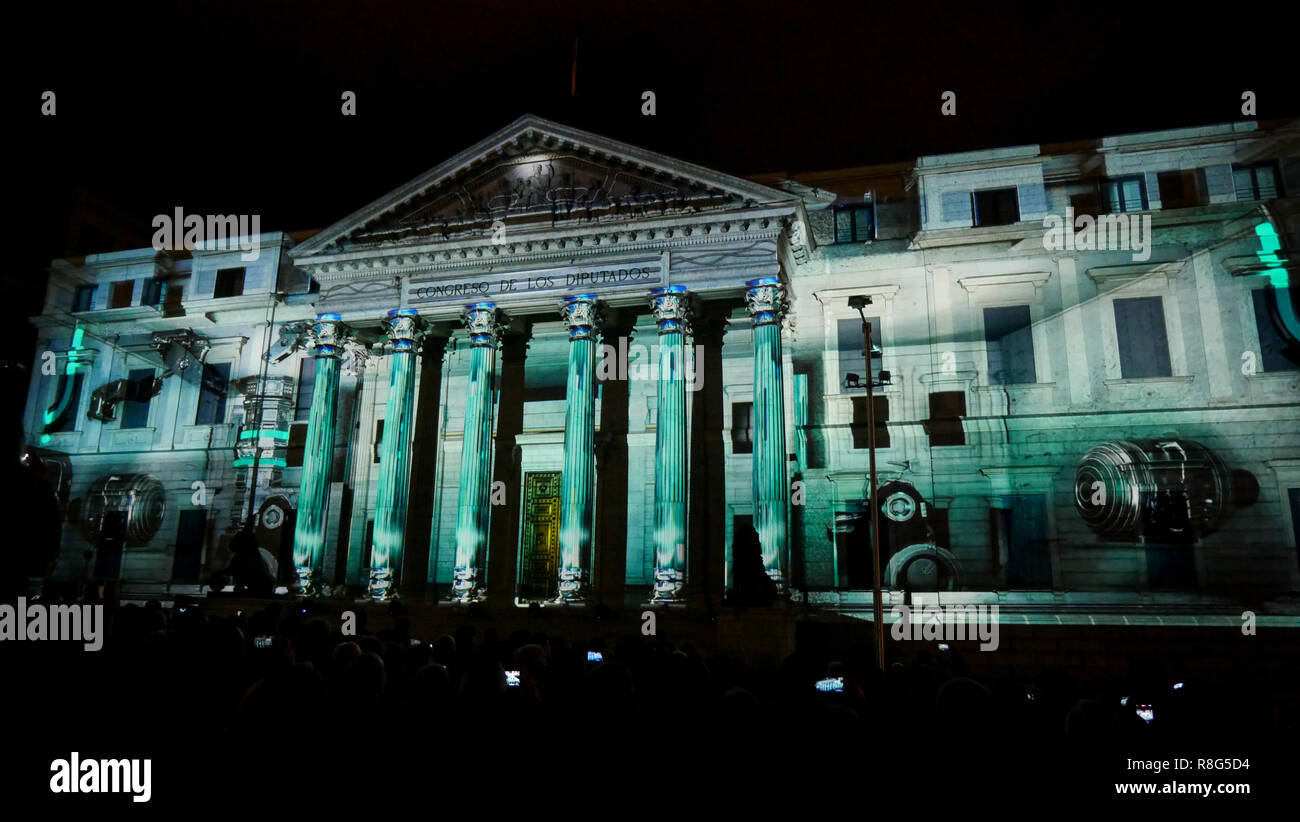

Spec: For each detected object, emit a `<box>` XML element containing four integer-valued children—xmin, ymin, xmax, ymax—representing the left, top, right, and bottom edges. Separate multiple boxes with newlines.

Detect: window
<box><xmin>1113</xmin><ymin>296</ymin><xmax>1173</xmax><ymax>379</ymax></box>
<box><xmin>850</xmin><ymin>396</ymin><xmax>889</xmax><ymax>449</ymax></box>
<box><xmin>1252</xmin><ymin>287</ymin><xmax>1299</xmax><ymax>372</ymax></box>
<box><xmin>373</xmin><ymin>418</ymin><xmax>385</xmax><ymax>464</ymax></box>
<box><xmin>195</xmin><ymin>362</ymin><xmax>231</xmax><ymax>425</ymax></box>
<box><xmin>971</xmin><ymin>188</ymin><xmax>1019</xmax><ymax>227</ymax></box>
<box><xmin>833</xmin><ymin>204</ymin><xmax>875</xmax><ymax>243</ymax></box>
<box><xmin>73</xmin><ymin>285</ymin><xmax>96</xmax><ymax>312</ymax></box>
<box><xmin>1100</xmin><ymin>176</ymin><xmax>1147</xmax><ymax>213</ymax></box>
<box><xmin>837</xmin><ymin>316</ymin><xmax>881</xmax><ymax>390</ymax></box>
<box><xmin>984</xmin><ymin>305</ymin><xmax>1036</xmax><ymax>385</ymax></box>
<box><xmin>214</xmin><ymin>267</ymin><xmax>246</xmax><ymax>298</ymax></box>
<box><xmin>285</xmin><ymin>422</ymin><xmax>308</xmax><ymax>467</ymax></box>
<box><xmin>1233</xmin><ymin>161</ymin><xmax>1281</xmax><ymax>201</ymax></box>
<box><xmin>1157</xmin><ymin>170</ymin><xmax>1203</xmax><ymax>209</ymax></box>
<box><xmin>162</xmin><ymin>282</ymin><xmax>183</xmax><ymax>314</ymax></box>
<box><xmin>110</xmin><ymin>280</ymin><xmax>134</xmax><ymax>309</ymax></box>
<box><xmin>142</xmin><ymin>279</ymin><xmax>164</xmax><ymax>307</ymax></box>
<box><xmin>120</xmin><ymin>368</ymin><xmax>156</xmax><ymax>429</ymax></box>
<box><xmin>925</xmin><ymin>391</ymin><xmax>966</xmax><ymax>447</ymax></box>
<box><xmin>172</xmin><ymin>509</ymin><xmax>208</xmax><ymax>583</ymax></box>
<box><xmin>43</xmin><ymin>371</ymin><xmax>86</xmax><ymax>433</ymax></box>
<box><xmin>731</xmin><ymin>402</ymin><xmax>753</xmax><ymax>454</ymax></box>
<box><xmin>295</xmin><ymin>357</ymin><xmax>317</xmax><ymax>421</ymax></box>
<box><xmin>1069</xmin><ymin>189</ymin><xmax>1101</xmax><ymax>220</ymax></box>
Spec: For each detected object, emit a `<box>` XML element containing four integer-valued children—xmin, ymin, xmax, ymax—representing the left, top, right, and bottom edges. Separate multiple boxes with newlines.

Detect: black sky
<box><xmin>9</xmin><ymin>0</ymin><xmax>1298</xmax><ymax>331</ymax></box>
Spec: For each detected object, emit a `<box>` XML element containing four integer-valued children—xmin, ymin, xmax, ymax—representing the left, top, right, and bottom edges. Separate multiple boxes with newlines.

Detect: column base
<box><xmin>451</xmin><ymin>567</ymin><xmax>485</xmax><ymax>603</ymax></box>
<box><xmin>368</xmin><ymin>568</ymin><xmax>398</xmax><ymax>603</ymax></box>
<box><xmin>765</xmin><ymin>568</ymin><xmax>788</xmax><ymax>598</ymax></box>
<box><xmin>293</xmin><ymin>566</ymin><xmax>321</xmax><ymax>598</ymax></box>
<box><xmin>556</xmin><ymin>567</ymin><xmax>586</xmax><ymax>604</ymax></box>
<box><xmin>650</xmin><ymin>568</ymin><xmax>685</xmax><ymax>603</ymax></box>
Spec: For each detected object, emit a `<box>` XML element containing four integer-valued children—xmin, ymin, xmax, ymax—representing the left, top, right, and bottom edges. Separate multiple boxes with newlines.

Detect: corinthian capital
<box><xmin>382</xmin><ymin>308</ymin><xmax>427</xmax><ymax>352</ymax></box>
<box><xmin>302</xmin><ymin>313</ymin><xmax>355</xmax><ymax>358</ymax></box>
<box><xmin>744</xmin><ymin>277</ymin><xmax>787</xmax><ymax>327</ymax></box>
<box><xmin>649</xmin><ymin>285</ymin><xmax>693</xmax><ymax>335</ymax></box>
<box><xmin>559</xmin><ymin>294</ymin><xmax>602</xmax><ymax>342</ymax></box>
<box><xmin>461</xmin><ymin>302</ymin><xmax>504</xmax><ymax>348</ymax></box>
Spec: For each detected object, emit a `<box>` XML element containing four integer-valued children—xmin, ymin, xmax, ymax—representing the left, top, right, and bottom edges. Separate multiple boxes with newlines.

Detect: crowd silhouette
<box><xmin>3</xmin><ymin>595</ymin><xmax>1290</xmax><ymax>806</ymax></box>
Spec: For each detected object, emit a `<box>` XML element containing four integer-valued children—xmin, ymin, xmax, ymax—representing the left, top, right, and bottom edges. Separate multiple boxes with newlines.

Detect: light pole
<box><xmin>849</xmin><ymin>295</ymin><xmax>889</xmax><ymax>671</ymax></box>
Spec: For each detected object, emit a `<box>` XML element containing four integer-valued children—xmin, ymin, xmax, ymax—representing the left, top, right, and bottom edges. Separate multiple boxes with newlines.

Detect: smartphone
<box><xmin>505</xmin><ymin>670</ymin><xmax>521</xmax><ymax>688</ymax></box>
<box><xmin>815</xmin><ymin>676</ymin><xmax>844</xmax><ymax>693</ymax></box>
<box><xmin>587</xmin><ymin>650</ymin><xmax>603</xmax><ymax>663</ymax></box>
<box><xmin>409</xmin><ymin>638</ymin><xmax>422</xmax><ymax>647</ymax></box>
<box><xmin>254</xmin><ymin>636</ymin><xmax>272</xmax><ymax>649</ymax></box>
<box><xmin>1136</xmin><ymin>705</ymin><xmax>1155</xmax><ymax>723</ymax></box>
<box><xmin>937</xmin><ymin>643</ymin><xmax>950</xmax><ymax>652</ymax></box>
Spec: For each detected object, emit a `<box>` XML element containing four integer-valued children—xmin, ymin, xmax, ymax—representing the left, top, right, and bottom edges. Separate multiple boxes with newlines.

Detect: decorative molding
<box><xmin>302</xmin><ymin>218</ymin><xmax>785</xmax><ymax>283</ymax></box>
<box><xmin>1086</xmin><ymin>261</ymin><xmax>1182</xmax><ymax>285</ymax></box>
<box><xmin>812</xmin><ymin>284</ymin><xmax>901</xmax><ymax>305</ymax></box>
<box><xmin>957</xmin><ymin>271</ymin><xmax>1051</xmax><ymax>294</ymax></box>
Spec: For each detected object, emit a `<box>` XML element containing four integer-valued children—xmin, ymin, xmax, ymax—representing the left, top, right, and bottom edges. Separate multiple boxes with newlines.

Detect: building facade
<box><xmin>23</xmin><ymin>115</ymin><xmax>1300</xmax><ymax>614</ymax></box>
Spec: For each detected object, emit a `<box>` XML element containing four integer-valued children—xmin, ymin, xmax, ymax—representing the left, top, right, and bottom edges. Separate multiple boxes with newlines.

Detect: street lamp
<box><xmin>849</xmin><ymin>295</ymin><xmax>890</xmax><ymax>671</ymax></box>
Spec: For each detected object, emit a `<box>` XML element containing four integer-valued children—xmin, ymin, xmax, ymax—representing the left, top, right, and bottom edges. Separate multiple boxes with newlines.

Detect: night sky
<box><xmin>9</xmin><ymin>0</ymin><xmax>1298</xmax><ymax>335</ymax></box>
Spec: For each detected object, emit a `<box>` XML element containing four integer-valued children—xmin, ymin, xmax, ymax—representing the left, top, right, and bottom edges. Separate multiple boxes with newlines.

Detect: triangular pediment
<box><xmin>291</xmin><ymin>114</ymin><xmax>796</xmax><ymax>258</ymax></box>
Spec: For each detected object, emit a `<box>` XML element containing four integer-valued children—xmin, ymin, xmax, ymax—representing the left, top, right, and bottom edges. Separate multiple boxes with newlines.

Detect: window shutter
<box><xmin>941</xmin><ymin>190</ymin><xmax>972</xmax><ymax>225</ymax></box>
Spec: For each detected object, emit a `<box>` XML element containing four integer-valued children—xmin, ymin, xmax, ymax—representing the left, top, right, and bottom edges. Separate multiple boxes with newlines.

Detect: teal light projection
<box><xmin>232</xmin><ymin>457</ymin><xmax>287</xmax><ymax>468</ymax></box>
<box><xmin>452</xmin><ymin>302</ymin><xmax>501</xmax><ymax>602</ymax></box>
<box><xmin>557</xmin><ymin>295</ymin><xmax>599</xmax><ymax>603</ymax></box>
<box><xmin>369</xmin><ymin>309</ymin><xmax>426</xmax><ymax>602</ymax></box>
<box><xmin>239</xmin><ymin>429</ymin><xmax>290</xmax><ymax>441</ymax></box>
<box><xmin>649</xmin><ymin>286</ymin><xmax>691</xmax><ymax>603</ymax></box>
<box><xmin>746</xmin><ymin>277</ymin><xmax>790</xmax><ymax>594</ymax></box>
<box><xmin>1253</xmin><ymin>222</ymin><xmax>1298</xmax><ymax>342</ymax></box>
<box><xmin>291</xmin><ymin>313</ymin><xmax>350</xmax><ymax>596</ymax></box>
<box><xmin>41</xmin><ymin>323</ymin><xmax>88</xmax><ymax>444</ymax></box>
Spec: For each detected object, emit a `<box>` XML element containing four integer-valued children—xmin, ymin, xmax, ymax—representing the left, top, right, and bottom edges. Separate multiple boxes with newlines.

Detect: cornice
<box><xmin>302</xmin><ymin>216</ymin><xmax>789</xmax><ymax>283</ymax></box>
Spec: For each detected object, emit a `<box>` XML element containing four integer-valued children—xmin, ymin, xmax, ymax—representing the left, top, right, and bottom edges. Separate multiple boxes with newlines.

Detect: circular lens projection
<box><xmin>1075</xmin><ymin>439</ymin><xmax>1234</xmax><ymax>541</ymax></box>
<box><xmin>80</xmin><ymin>474</ymin><xmax>167</xmax><ymax>547</ymax></box>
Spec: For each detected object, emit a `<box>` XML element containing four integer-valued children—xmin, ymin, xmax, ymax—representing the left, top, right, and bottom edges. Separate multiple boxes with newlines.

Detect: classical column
<box><xmin>368</xmin><ymin>309</ymin><xmax>426</xmax><ymax>602</ymax></box>
<box><xmin>452</xmin><ymin>302</ymin><xmax>502</xmax><ymax>602</ymax></box>
<box><xmin>292</xmin><ymin>313</ymin><xmax>352</xmax><ymax>596</ymax></box>
<box><xmin>557</xmin><ymin>295</ymin><xmax>600</xmax><ymax>602</ymax></box>
<box><xmin>745</xmin><ymin>277</ymin><xmax>790</xmax><ymax>594</ymax></box>
<box><xmin>649</xmin><ymin>285</ymin><xmax>691</xmax><ymax>602</ymax></box>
